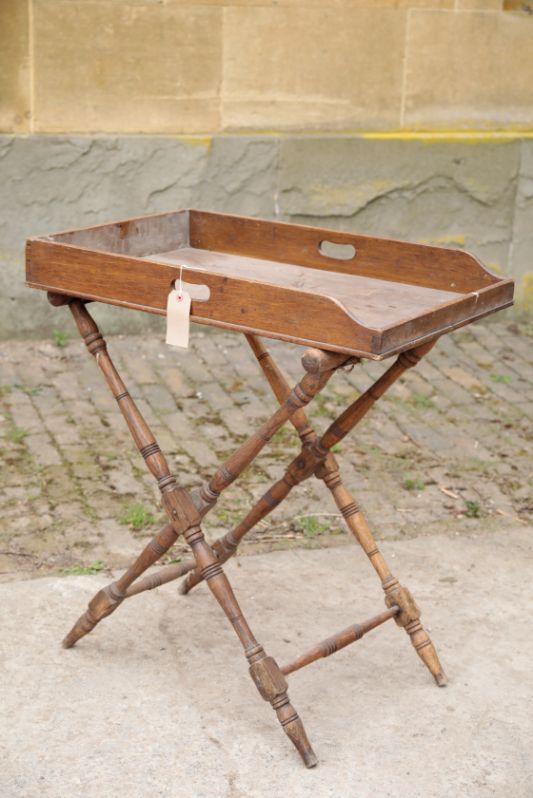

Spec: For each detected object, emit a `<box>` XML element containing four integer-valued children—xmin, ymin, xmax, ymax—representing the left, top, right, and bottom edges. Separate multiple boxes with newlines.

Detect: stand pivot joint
<box><xmin>249</xmin><ymin>656</ymin><xmax>288</xmax><ymax>701</ymax></box>
<box><xmin>385</xmin><ymin>585</ymin><xmax>420</xmax><ymax>627</ymax></box>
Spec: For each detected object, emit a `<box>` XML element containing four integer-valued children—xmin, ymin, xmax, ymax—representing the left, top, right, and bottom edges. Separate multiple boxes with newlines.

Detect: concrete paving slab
<box><xmin>1</xmin><ymin>527</ymin><xmax>532</xmax><ymax>798</ymax></box>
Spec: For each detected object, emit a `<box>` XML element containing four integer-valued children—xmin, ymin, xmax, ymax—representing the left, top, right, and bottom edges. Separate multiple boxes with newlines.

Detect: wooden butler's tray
<box><xmin>23</xmin><ymin>208</ymin><xmax>516</xmax><ymax>768</ymax></box>
<box><xmin>25</xmin><ymin>209</ymin><xmax>514</xmax><ymax>359</ymax></box>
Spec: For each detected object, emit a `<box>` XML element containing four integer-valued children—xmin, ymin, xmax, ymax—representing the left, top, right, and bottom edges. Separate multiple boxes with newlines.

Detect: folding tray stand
<box><xmin>26</xmin><ymin>210</ymin><xmax>514</xmax><ymax>767</ymax></box>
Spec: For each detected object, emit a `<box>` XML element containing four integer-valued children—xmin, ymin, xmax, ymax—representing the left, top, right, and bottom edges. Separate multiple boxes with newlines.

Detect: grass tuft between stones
<box><xmin>62</xmin><ymin>560</ymin><xmax>105</xmax><ymax>576</ymax></box>
<box><xmin>119</xmin><ymin>502</ymin><xmax>155</xmax><ymax>530</ymax></box>
<box><xmin>403</xmin><ymin>477</ymin><xmax>426</xmax><ymax>491</ymax></box>
<box><xmin>53</xmin><ymin>329</ymin><xmax>68</xmax><ymax>348</ymax></box>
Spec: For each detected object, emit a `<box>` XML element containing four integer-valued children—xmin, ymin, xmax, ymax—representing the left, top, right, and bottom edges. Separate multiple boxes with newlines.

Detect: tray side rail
<box><xmin>189</xmin><ymin>209</ymin><xmax>503</xmax><ymax>294</ymax></box>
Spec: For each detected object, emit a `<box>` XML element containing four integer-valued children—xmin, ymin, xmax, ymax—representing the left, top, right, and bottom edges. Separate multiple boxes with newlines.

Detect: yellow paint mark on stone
<box><xmin>359</xmin><ymin>130</ymin><xmax>533</xmax><ymax>143</ymax></box>
<box><xmin>417</xmin><ymin>235</ymin><xmax>467</xmax><ymax>248</ymax></box>
<box><xmin>209</xmin><ymin>129</ymin><xmax>533</xmax><ymax>141</ymax></box>
<box><xmin>176</xmin><ymin>135</ymin><xmax>212</xmax><ymax>149</ymax></box>
<box><xmin>433</xmin><ymin>234</ymin><xmax>466</xmax><ymax>247</ymax></box>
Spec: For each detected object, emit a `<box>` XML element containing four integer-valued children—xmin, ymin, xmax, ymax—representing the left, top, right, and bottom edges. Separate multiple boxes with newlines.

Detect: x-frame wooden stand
<box><xmin>57</xmin><ymin>294</ymin><xmax>446</xmax><ymax>769</ymax></box>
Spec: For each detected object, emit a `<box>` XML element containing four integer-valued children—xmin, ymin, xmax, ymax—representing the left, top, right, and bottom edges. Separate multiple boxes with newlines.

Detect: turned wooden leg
<box><xmin>62</xmin><ymin>300</ymin><xmax>198</xmax><ymax>646</ymax></box>
<box><xmin>63</xmin><ymin>522</ymin><xmax>179</xmax><ymax>648</ymax></box>
<box><xmin>181</xmin><ymin>338</ymin><xmax>439</xmax><ymax>598</ymax></box>
<box><xmin>320</xmin><ymin>341</ymin><xmax>437</xmax><ymax>450</ymax></box>
<box><xmin>255</xmin><ymin>333</ymin><xmax>446</xmax><ymax>688</ymax></box>
<box><xmin>326</xmin><ymin>472</ymin><xmax>447</xmax><ymax>687</ymax></box>
<box><xmin>180</xmin><ymin>433</ymin><xmax>333</xmax><ymax>596</ymax></box>
<box><xmin>60</xmin><ymin>299</ymin><xmax>317</xmax><ymax>765</ymax></box>
<box><xmin>182</xmin><ymin>522</ymin><xmax>317</xmax><ymax>767</ymax></box>
<box><xmin>191</xmin><ymin>347</ymin><xmax>350</xmax><ymax>516</ymax></box>
<box><xmin>179</xmin><ymin>458</ymin><xmax>301</xmax><ymax>595</ymax></box>
<box><xmin>232</xmin><ymin>334</ymin><xmax>447</xmax><ymax>686</ymax></box>
<box><xmin>180</xmin><ymin>346</ymin><xmax>350</xmax><ymax>594</ymax></box>
<box><xmin>383</xmin><ymin>581</ymin><xmax>447</xmax><ymax>687</ymax></box>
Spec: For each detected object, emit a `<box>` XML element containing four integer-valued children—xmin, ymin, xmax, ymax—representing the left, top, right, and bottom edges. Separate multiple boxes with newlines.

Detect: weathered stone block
<box><xmin>0</xmin><ymin>0</ymin><xmax>30</xmax><ymax>132</ymax></box>
<box><xmin>33</xmin><ymin>2</ymin><xmax>222</xmax><ymax>133</ymax></box>
<box><xmin>404</xmin><ymin>11</ymin><xmax>533</xmax><ymax>129</ymax></box>
<box><xmin>222</xmin><ymin>7</ymin><xmax>406</xmax><ymax>130</ymax></box>
<box><xmin>196</xmin><ymin>136</ymin><xmax>278</xmax><ymax>217</ymax></box>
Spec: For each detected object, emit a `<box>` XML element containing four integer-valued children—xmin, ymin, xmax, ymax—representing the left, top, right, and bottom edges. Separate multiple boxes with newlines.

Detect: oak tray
<box><xmin>26</xmin><ymin>209</ymin><xmax>514</xmax><ymax>359</ymax></box>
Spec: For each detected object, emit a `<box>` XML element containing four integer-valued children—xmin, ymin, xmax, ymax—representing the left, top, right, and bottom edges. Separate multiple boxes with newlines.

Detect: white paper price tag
<box><xmin>166</xmin><ymin>287</ymin><xmax>191</xmax><ymax>348</ymax></box>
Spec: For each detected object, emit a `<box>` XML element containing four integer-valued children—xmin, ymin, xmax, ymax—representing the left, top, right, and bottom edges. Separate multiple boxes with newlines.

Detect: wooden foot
<box><xmin>328</xmin><ymin>475</ymin><xmax>447</xmax><ymax>687</ymax></box>
<box><xmin>183</xmin><ymin>522</ymin><xmax>317</xmax><ymax>766</ymax></box>
<box><xmin>407</xmin><ymin>621</ymin><xmax>448</xmax><ymax>687</ymax></box>
<box><xmin>62</xmin><ymin>582</ymin><xmax>124</xmax><ymax>648</ymax></box>
<box><xmin>62</xmin><ymin>522</ymin><xmax>181</xmax><ymax>647</ymax></box>
<box><xmin>249</xmin><ymin>650</ymin><xmax>317</xmax><ymax>768</ymax></box>
<box><xmin>274</xmin><ymin>696</ymin><xmax>318</xmax><ymax>768</ymax></box>
<box><xmin>384</xmin><ymin>582</ymin><xmax>447</xmax><ymax>687</ymax></box>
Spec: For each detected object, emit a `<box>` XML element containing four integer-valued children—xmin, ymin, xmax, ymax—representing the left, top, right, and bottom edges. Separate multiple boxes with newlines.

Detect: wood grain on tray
<box><xmin>25</xmin><ymin>209</ymin><xmax>514</xmax><ymax>359</ymax></box>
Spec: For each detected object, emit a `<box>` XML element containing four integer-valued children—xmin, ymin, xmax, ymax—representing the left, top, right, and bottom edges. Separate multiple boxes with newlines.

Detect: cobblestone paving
<box><xmin>1</xmin><ymin>318</ymin><xmax>531</xmax><ymax>580</ymax></box>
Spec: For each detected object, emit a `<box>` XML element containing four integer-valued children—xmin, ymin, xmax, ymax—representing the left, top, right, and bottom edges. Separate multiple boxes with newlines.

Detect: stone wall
<box><xmin>2</xmin><ymin>1</ymin><xmax>533</xmax><ymax>134</ymax></box>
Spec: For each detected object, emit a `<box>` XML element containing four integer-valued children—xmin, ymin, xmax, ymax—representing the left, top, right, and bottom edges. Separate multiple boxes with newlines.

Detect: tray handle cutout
<box><xmin>172</xmin><ymin>279</ymin><xmax>210</xmax><ymax>301</ymax></box>
<box><xmin>318</xmin><ymin>240</ymin><xmax>356</xmax><ymax>261</ymax></box>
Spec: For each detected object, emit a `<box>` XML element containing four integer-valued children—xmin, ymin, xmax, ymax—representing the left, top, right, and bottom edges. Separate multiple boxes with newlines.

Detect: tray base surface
<box><xmin>147</xmin><ymin>247</ymin><xmax>459</xmax><ymax>329</ymax></box>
